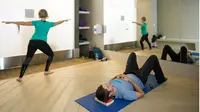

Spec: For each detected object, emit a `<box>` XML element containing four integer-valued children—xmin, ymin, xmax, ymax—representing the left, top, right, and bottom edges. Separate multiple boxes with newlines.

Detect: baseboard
<box><xmin>104</xmin><ymin>41</ymin><xmax>136</xmax><ymax>51</ymax></box>
<box><xmin>73</xmin><ymin>48</ymin><xmax>80</xmax><ymax>58</ymax></box>
<box><xmin>0</xmin><ymin>49</ymin><xmax>75</xmax><ymax>70</ymax></box>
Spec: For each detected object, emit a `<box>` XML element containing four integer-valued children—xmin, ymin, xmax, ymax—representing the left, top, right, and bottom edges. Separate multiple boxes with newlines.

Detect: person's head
<box><xmin>141</xmin><ymin>16</ymin><xmax>146</xmax><ymax>23</ymax></box>
<box><xmin>38</xmin><ymin>9</ymin><xmax>49</xmax><ymax>20</ymax></box>
<box><xmin>96</xmin><ymin>84</ymin><xmax>115</xmax><ymax>102</ymax></box>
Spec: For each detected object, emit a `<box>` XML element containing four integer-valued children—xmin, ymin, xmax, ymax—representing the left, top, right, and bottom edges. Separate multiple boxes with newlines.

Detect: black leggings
<box><xmin>161</xmin><ymin>45</ymin><xmax>187</xmax><ymax>64</ymax></box>
<box><xmin>140</xmin><ymin>34</ymin><xmax>151</xmax><ymax>50</ymax></box>
<box><xmin>19</xmin><ymin>40</ymin><xmax>54</xmax><ymax>78</ymax></box>
<box><xmin>124</xmin><ymin>53</ymin><xmax>166</xmax><ymax>85</ymax></box>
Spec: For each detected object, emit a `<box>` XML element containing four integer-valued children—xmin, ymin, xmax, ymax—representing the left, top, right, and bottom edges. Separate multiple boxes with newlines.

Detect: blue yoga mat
<box><xmin>188</xmin><ymin>51</ymin><xmax>199</xmax><ymax>64</ymax></box>
<box><xmin>191</xmin><ymin>53</ymin><xmax>199</xmax><ymax>62</ymax></box>
<box><xmin>75</xmin><ymin>75</ymin><xmax>166</xmax><ymax>112</ymax></box>
<box><xmin>190</xmin><ymin>52</ymin><xmax>200</xmax><ymax>56</ymax></box>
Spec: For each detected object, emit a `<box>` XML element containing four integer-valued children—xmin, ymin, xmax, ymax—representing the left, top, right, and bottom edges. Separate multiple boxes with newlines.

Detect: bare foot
<box><xmin>44</xmin><ymin>71</ymin><xmax>54</xmax><ymax>75</ymax></box>
<box><xmin>16</xmin><ymin>78</ymin><xmax>22</xmax><ymax>82</ymax></box>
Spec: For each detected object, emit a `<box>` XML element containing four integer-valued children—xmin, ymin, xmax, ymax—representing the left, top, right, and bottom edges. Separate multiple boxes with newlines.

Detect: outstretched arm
<box><xmin>132</xmin><ymin>21</ymin><xmax>142</xmax><ymax>26</ymax></box>
<box><xmin>2</xmin><ymin>21</ymin><xmax>32</xmax><ymax>26</ymax></box>
<box><xmin>54</xmin><ymin>19</ymin><xmax>71</xmax><ymax>26</ymax></box>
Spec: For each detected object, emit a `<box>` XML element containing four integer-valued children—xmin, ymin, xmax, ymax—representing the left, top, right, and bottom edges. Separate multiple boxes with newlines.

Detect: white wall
<box><xmin>104</xmin><ymin>0</ymin><xmax>137</xmax><ymax>45</ymax></box>
<box><xmin>0</xmin><ymin>0</ymin><xmax>74</xmax><ymax>58</ymax></box>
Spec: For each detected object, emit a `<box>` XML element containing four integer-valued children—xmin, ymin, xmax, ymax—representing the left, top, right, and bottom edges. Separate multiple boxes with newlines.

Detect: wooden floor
<box><xmin>0</xmin><ymin>58</ymin><xmax>92</xmax><ymax>80</ymax></box>
<box><xmin>0</xmin><ymin>60</ymin><xmax>198</xmax><ymax>112</ymax></box>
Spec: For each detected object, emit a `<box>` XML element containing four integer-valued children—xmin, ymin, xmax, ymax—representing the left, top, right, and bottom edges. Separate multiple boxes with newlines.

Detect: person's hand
<box><xmin>2</xmin><ymin>21</ymin><xmax>11</xmax><ymax>24</ymax></box>
<box><xmin>116</xmin><ymin>74</ymin><xmax>123</xmax><ymax>79</ymax></box>
<box><xmin>65</xmin><ymin>19</ymin><xmax>71</xmax><ymax>22</ymax></box>
<box><xmin>120</xmin><ymin>75</ymin><xmax>132</xmax><ymax>82</ymax></box>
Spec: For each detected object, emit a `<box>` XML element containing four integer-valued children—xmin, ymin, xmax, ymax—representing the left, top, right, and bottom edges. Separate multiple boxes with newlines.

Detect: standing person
<box><xmin>2</xmin><ymin>9</ymin><xmax>70</xmax><ymax>82</ymax></box>
<box><xmin>133</xmin><ymin>17</ymin><xmax>151</xmax><ymax>50</ymax></box>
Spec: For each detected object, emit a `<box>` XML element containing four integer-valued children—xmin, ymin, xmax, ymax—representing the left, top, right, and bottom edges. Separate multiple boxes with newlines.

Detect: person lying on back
<box><xmin>161</xmin><ymin>45</ymin><xmax>196</xmax><ymax>64</ymax></box>
<box><xmin>96</xmin><ymin>53</ymin><xmax>167</xmax><ymax>101</ymax></box>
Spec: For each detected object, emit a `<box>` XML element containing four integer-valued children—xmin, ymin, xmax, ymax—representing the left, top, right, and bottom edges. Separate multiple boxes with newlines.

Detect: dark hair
<box><xmin>96</xmin><ymin>85</ymin><xmax>110</xmax><ymax>102</ymax></box>
<box><xmin>141</xmin><ymin>16</ymin><xmax>146</xmax><ymax>22</ymax></box>
<box><xmin>38</xmin><ymin>9</ymin><xmax>49</xmax><ymax>18</ymax></box>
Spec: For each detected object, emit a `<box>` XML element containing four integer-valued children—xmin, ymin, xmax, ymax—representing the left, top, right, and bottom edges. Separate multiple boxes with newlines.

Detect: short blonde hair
<box><xmin>141</xmin><ymin>17</ymin><xmax>146</xmax><ymax>22</ymax></box>
<box><xmin>38</xmin><ymin>9</ymin><xmax>48</xmax><ymax>18</ymax></box>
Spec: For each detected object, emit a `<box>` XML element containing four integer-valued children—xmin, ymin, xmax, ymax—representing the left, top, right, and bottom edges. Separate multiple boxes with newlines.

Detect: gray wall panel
<box><xmin>158</xmin><ymin>0</ymin><xmax>199</xmax><ymax>40</ymax></box>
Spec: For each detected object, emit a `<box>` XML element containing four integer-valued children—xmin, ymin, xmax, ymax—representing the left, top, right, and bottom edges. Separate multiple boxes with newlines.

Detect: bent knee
<box><xmin>149</xmin><ymin>55</ymin><xmax>158</xmax><ymax>60</ymax></box>
<box><xmin>180</xmin><ymin>46</ymin><xmax>187</xmax><ymax>51</ymax></box>
<box><xmin>50</xmin><ymin>52</ymin><xmax>54</xmax><ymax>57</ymax></box>
<box><xmin>130</xmin><ymin>52</ymin><xmax>136</xmax><ymax>56</ymax></box>
<box><xmin>164</xmin><ymin>45</ymin><xmax>170</xmax><ymax>49</ymax></box>
<box><xmin>48</xmin><ymin>54</ymin><xmax>54</xmax><ymax>60</ymax></box>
